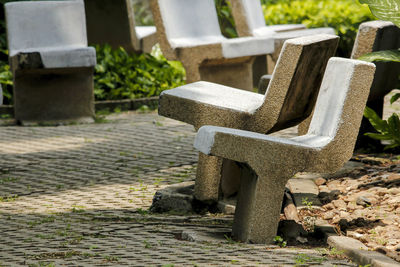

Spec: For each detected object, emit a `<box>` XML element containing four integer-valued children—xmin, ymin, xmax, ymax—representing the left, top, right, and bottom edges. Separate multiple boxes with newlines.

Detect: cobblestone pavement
<box><xmin>0</xmin><ymin>111</ymin><xmax>357</xmax><ymax>266</ymax></box>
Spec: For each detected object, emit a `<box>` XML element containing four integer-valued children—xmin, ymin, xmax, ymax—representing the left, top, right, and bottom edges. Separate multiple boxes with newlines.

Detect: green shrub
<box><xmin>0</xmin><ymin>7</ymin><xmax>12</xmax><ymax>105</ymax></box>
<box><xmin>215</xmin><ymin>0</ymin><xmax>238</xmax><ymax>38</ymax></box>
<box><xmin>93</xmin><ymin>45</ymin><xmax>185</xmax><ymax>101</ymax></box>
<box><xmin>0</xmin><ymin>59</ymin><xmax>12</xmax><ymax>105</ymax></box>
<box><xmin>262</xmin><ymin>0</ymin><xmax>375</xmax><ymax>57</ymax></box>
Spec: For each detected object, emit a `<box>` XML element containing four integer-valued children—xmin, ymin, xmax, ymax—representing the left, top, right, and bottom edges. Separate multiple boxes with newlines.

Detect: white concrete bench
<box><xmin>150</xmin><ymin>0</ymin><xmax>275</xmax><ymax>91</ymax></box>
<box><xmin>5</xmin><ymin>0</ymin><xmax>96</xmax><ymax>124</ymax></box>
<box><xmin>84</xmin><ymin>0</ymin><xmax>157</xmax><ymax>53</ymax></box>
<box><xmin>159</xmin><ymin>34</ymin><xmax>339</xmax><ymax>202</ymax></box>
<box><xmin>229</xmin><ymin>0</ymin><xmax>335</xmax><ymax>84</ymax></box>
<box><xmin>194</xmin><ymin>57</ymin><xmax>376</xmax><ymax>243</ymax></box>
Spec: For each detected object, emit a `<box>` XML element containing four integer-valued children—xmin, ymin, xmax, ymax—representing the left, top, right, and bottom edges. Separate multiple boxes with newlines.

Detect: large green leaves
<box><xmin>359</xmin><ymin>0</ymin><xmax>400</xmax><ymax>27</ymax></box>
<box><xmin>358</xmin><ymin>49</ymin><xmax>400</xmax><ymax>62</ymax></box>
<box><xmin>364</xmin><ymin>106</ymin><xmax>400</xmax><ymax>149</ymax></box>
<box><xmin>390</xmin><ymin>93</ymin><xmax>400</xmax><ymax>104</ymax></box>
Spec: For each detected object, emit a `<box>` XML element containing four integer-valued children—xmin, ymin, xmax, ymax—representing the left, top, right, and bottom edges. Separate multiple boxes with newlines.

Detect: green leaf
<box><xmin>388</xmin><ymin>113</ymin><xmax>400</xmax><ymax>132</ymax></box>
<box><xmin>364</xmin><ymin>132</ymin><xmax>394</xmax><ymax>140</ymax></box>
<box><xmin>364</xmin><ymin>108</ymin><xmax>400</xmax><ymax>149</ymax></box>
<box><xmin>390</xmin><ymin>93</ymin><xmax>400</xmax><ymax>104</ymax></box>
<box><xmin>358</xmin><ymin>49</ymin><xmax>400</xmax><ymax>63</ymax></box>
<box><xmin>359</xmin><ymin>0</ymin><xmax>400</xmax><ymax>27</ymax></box>
<box><xmin>384</xmin><ymin>143</ymin><xmax>400</xmax><ymax>150</ymax></box>
<box><xmin>364</xmin><ymin>106</ymin><xmax>389</xmax><ymax>133</ymax></box>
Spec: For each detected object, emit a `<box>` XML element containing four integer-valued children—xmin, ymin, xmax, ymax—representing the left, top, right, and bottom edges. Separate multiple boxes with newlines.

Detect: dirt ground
<box><xmin>297</xmin><ymin>154</ymin><xmax>400</xmax><ymax>263</ymax></box>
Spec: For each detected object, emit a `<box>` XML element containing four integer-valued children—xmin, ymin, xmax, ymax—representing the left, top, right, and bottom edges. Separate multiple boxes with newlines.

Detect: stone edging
<box><xmin>327</xmin><ymin>235</ymin><xmax>400</xmax><ymax>267</ymax></box>
<box><xmin>0</xmin><ymin>96</ymin><xmax>159</xmax><ymax>116</ymax></box>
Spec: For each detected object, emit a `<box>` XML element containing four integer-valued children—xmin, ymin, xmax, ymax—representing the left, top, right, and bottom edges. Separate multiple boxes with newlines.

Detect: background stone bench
<box><xmin>5</xmin><ymin>0</ymin><xmax>96</xmax><ymax>125</ymax></box>
<box><xmin>150</xmin><ymin>0</ymin><xmax>274</xmax><ymax>91</ymax></box>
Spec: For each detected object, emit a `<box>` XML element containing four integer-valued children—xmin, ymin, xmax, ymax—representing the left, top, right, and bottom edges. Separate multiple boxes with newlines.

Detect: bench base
<box><xmin>13</xmin><ymin>67</ymin><xmax>95</xmax><ymax>125</ymax></box>
<box><xmin>197</xmin><ymin>57</ymin><xmax>255</xmax><ymax>92</ymax></box>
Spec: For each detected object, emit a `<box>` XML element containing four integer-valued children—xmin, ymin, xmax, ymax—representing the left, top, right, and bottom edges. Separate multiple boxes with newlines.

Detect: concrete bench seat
<box><xmin>136</xmin><ymin>26</ymin><xmax>157</xmax><ymax>40</ymax></box>
<box><xmin>230</xmin><ymin>0</ymin><xmax>306</xmax><ymax>37</ymax></box>
<box><xmin>160</xmin><ymin>81</ymin><xmax>264</xmax><ymax>127</ymax></box>
<box><xmin>159</xmin><ymin>34</ymin><xmax>339</xmax><ymax>202</ymax></box>
<box><xmin>194</xmin><ymin>57</ymin><xmax>376</xmax><ymax>243</ymax></box>
<box><xmin>257</xmin><ymin>24</ymin><xmax>306</xmax><ymax>34</ymax></box>
<box><xmin>268</xmin><ymin>27</ymin><xmax>335</xmax><ymax>56</ymax></box>
<box><xmin>5</xmin><ymin>0</ymin><xmax>96</xmax><ymax>124</ymax></box>
<box><xmin>84</xmin><ymin>0</ymin><xmax>157</xmax><ymax>54</ymax></box>
<box><xmin>151</xmin><ymin>0</ymin><xmax>275</xmax><ymax>91</ymax></box>
<box><xmin>170</xmin><ymin>35</ymin><xmax>274</xmax><ymax>59</ymax></box>
<box><xmin>10</xmin><ymin>47</ymin><xmax>96</xmax><ymax>70</ymax></box>
<box><xmin>230</xmin><ymin>0</ymin><xmax>334</xmax><ymax>38</ymax></box>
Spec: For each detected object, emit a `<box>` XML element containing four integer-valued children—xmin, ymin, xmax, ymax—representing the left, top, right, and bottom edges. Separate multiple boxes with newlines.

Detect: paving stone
<box><xmin>287</xmin><ymin>178</ymin><xmax>322</xmax><ymax>208</ymax></box>
<box><xmin>0</xmin><ymin>111</ymin><xmax>356</xmax><ymax>266</ymax></box>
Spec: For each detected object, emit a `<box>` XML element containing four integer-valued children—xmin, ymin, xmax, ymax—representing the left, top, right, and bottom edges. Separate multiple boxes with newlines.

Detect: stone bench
<box><xmin>5</xmin><ymin>0</ymin><xmax>96</xmax><ymax>125</ymax></box>
<box><xmin>150</xmin><ymin>0</ymin><xmax>275</xmax><ymax>91</ymax></box>
<box><xmin>84</xmin><ymin>0</ymin><xmax>157</xmax><ymax>53</ymax></box>
<box><xmin>159</xmin><ymin>34</ymin><xmax>339</xmax><ymax>202</ymax></box>
<box><xmin>194</xmin><ymin>57</ymin><xmax>376</xmax><ymax>243</ymax></box>
<box><xmin>229</xmin><ymin>0</ymin><xmax>335</xmax><ymax>86</ymax></box>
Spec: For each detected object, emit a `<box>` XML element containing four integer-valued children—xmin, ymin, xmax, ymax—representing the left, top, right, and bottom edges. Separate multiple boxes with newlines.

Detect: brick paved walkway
<box><xmin>0</xmin><ymin>111</ymin><xmax>356</xmax><ymax>266</ymax></box>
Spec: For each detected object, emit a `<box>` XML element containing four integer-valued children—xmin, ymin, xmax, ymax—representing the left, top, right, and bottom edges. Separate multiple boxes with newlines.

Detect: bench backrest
<box><xmin>158</xmin><ymin>0</ymin><xmax>222</xmax><ymax>40</ymax></box>
<box><xmin>5</xmin><ymin>1</ymin><xmax>87</xmax><ymax>55</ymax></box>
<box><xmin>151</xmin><ymin>0</ymin><xmax>225</xmax><ymax>57</ymax></box>
<box><xmin>84</xmin><ymin>0</ymin><xmax>140</xmax><ymax>51</ymax></box>
<box><xmin>238</xmin><ymin>0</ymin><xmax>265</xmax><ymax>32</ymax></box>
<box><xmin>302</xmin><ymin>58</ymin><xmax>375</xmax><ymax>172</ymax></box>
<box><xmin>230</xmin><ymin>0</ymin><xmax>267</xmax><ymax>36</ymax></box>
<box><xmin>255</xmin><ymin>34</ymin><xmax>339</xmax><ymax>133</ymax></box>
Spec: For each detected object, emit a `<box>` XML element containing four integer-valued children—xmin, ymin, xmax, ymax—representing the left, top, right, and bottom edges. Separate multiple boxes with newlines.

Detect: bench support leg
<box><xmin>194</xmin><ymin>152</ymin><xmax>222</xmax><ymax>202</ymax></box>
<box><xmin>194</xmin><ymin>154</ymin><xmax>242</xmax><ymax>202</ymax></box>
<box><xmin>232</xmin><ymin>164</ymin><xmax>291</xmax><ymax>244</ymax></box>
